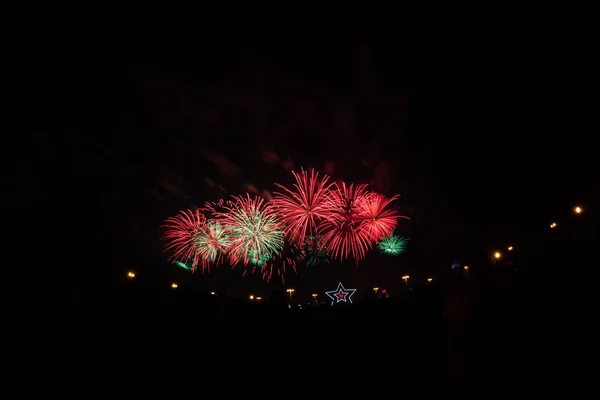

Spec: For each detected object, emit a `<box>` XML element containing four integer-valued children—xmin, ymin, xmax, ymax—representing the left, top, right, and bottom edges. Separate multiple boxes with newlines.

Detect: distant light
<box><xmin>372</xmin><ymin>287</ymin><xmax>379</xmax><ymax>291</ymax></box>
<box><xmin>427</xmin><ymin>278</ymin><xmax>432</xmax><ymax>282</ymax></box>
<box><xmin>508</xmin><ymin>246</ymin><xmax>513</xmax><ymax>251</ymax></box>
<box><xmin>210</xmin><ymin>292</ymin><xmax>215</xmax><ymax>295</ymax></box>
<box><xmin>494</xmin><ymin>252</ymin><xmax>501</xmax><ymax>259</ymax></box>
<box><xmin>256</xmin><ymin>297</ymin><xmax>262</xmax><ymax>300</ymax></box>
<box><xmin>381</xmin><ymin>289</ymin><xmax>387</xmax><ymax>294</ymax></box>
<box><xmin>464</xmin><ymin>265</ymin><xmax>469</xmax><ymax>271</ymax></box>
<box><xmin>127</xmin><ymin>271</ymin><xmax>135</xmax><ymax>278</ymax></box>
<box><xmin>249</xmin><ymin>295</ymin><xmax>254</xmax><ymax>300</ymax></box>
<box><xmin>574</xmin><ymin>206</ymin><xmax>582</xmax><ymax>214</ymax></box>
<box><xmin>171</xmin><ymin>283</ymin><xmax>178</xmax><ymax>289</ymax></box>
<box><xmin>550</xmin><ymin>222</ymin><xmax>557</xmax><ymax>228</ymax></box>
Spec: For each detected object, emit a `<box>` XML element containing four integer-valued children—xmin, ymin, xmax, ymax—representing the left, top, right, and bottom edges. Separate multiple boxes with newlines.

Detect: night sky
<box><xmin>16</xmin><ymin>32</ymin><xmax>596</xmax><ymax>301</ymax></box>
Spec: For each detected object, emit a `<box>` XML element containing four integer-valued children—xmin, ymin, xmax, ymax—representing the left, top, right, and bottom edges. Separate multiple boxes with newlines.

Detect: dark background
<box><xmin>11</xmin><ymin>29</ymin><xmax>597</xmax><ymax>302</ymax></box>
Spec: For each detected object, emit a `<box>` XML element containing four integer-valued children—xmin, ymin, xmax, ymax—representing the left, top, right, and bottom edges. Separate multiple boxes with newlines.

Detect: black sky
<box><xmin>14</xmin><ymin>32</ymin><xmax>597</xmax><ymax>300</ymax></box>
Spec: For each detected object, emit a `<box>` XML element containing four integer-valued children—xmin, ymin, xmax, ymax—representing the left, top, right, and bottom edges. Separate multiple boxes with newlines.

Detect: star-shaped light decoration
<box><xmin>325</xmin><ymin>282</ymin><xmax>357</xmax><ymax>306</ymax></box>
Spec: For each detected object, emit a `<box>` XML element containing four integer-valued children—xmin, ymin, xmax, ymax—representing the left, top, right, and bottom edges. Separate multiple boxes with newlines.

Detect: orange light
<box><xmin>171</xmin><ymin>283</ymin><xmax>178</xmax><ymax>289</ymax></box>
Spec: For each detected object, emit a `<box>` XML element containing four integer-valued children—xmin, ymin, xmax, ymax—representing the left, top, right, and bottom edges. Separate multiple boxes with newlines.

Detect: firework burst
<box><xmin>272</xmin><ymin>168</ymin><xmax>333</xmax><ymax>246</ymax></box>
<box><xmin>357</xmin><ymin>192</ymin><xmax>408</xmax><ymax>242</ymax></box>
<box><xmin>378</xmin><ymin>235</ymin><xmax>410</xmax><ymax>256</ymax></box>
<box><xmin>302</xmin><ymin>235</ymin><xmax>330</xmax><ymax>266</ymax></box>
<box><xmin>319</xmin><ymin>182</ymin><xmax>374</xmax><ymax>262</ymax></box>
<box><xmin>162</xmin><ymin>209</ymin><xmax>208</xmax><ymax>272</ymax></box>
<box><xmin>214</xmin><ymin>194</ymin><xmax>285</xmax><ymax>267</ymax></box>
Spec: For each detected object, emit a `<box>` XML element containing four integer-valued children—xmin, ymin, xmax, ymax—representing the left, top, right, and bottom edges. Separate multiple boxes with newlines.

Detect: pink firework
<box><xmin>272</xmin><ymin>168</ymin><xmax>333</xmax><ymax>246</ymax></box>
<box><xmin>356</xmin><ymin>192</ymin><xmax>409</xmax><ymax>242</ymax></box>
<box><xmin>319</xmin><ymin>181</ymin><xmax>374</xmax><ymax>262</ymax></box>
<box><xmin>162</xmin><ymin>209</ymin><xmax>208</xmax><ymax>272</ymax></box>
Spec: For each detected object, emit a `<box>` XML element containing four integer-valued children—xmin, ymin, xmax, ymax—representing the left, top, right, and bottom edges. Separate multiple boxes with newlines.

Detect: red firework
<box><xmin>272</xmin><ymin>168</ymin><xmax>333</xmax><ymax>246</ymax></box>
<box><xmin>211</xmin><ymin>194</ymin><xmax>285</xmax><ymax>268</ymax></box>
<box><xmin>162</xmin><ymin>209</ymin><xmax>207</xmax><ymax>272</ymax></box>
<box><xmin>356</xmin><ymin>192</ymin><xmax>409</xmax><ymax>242</ymax></box>
<box><xmin>318</xmin><ymin>181</ymin><xmax>374</xmax><ymax>262</ymax></box>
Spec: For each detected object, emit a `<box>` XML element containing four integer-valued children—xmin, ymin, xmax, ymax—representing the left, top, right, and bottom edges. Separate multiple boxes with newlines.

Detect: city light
<box><xmin>494</xmin><ymin>252</ymin><xmax>501</xmax><ymax>259</ymax></box>
<box><xmin>311</xmin><ymin>293</ymin><xmax>318</xmax><ymax>300</ymax></box>
<box><xmin>210</xmin><ymin>292</ymin><xmax>215</xmax><ymax>295</ymax></box>
<box><xmin>256</xmin><ymin>297</ymin><xmax>262</xmax><ymax>301</ymax></box>
<box><xmin>464</xmin><ymin>265</ymin><xmax>469</xmax><ymax>271</ymax></box>
<box><xmin>286</xmin><ymin>288</ymin><xmax>295</xmax><ymax>298</ymax></box>
<box><xmin>127</xmin><ymin>271</ymin><xmax>135</xmax><ymax>278</ymax></box>
<box><xmin>372</xmin><ymin>287</ymin><xmax>379</xmax><ymax>292</ymax></box>
<box><xmin>550</xmin><ymin>222</ymin><xmax>557</xmax><ymax>228</ymax></box>
<box><xmin>249</xmin><ymin>295</ymin><xmax>254</xmax><ymax>300</ymax></box>
<box><xmin>427</xmin><ymin>278</ymin><xmax>432</xmax><ymax>282</ymax></box>
<box><xmin>402</xmin><ymin>275</ymin><xmax>410</xmax><ymax>283</ymax></box>
<box><xmin>508</xmin><ymin>246</ymin><xmax>513</xmax><ymax>251</ymax></box>
<box><xmin>574</xmin><ymin>206</ymin><xmax>582</xmax><ymax>214</ymax></box>
<box><xmin>171</xmin><ymin>283</ymin><xmax>178</xmax><ymax>289</ymax></box>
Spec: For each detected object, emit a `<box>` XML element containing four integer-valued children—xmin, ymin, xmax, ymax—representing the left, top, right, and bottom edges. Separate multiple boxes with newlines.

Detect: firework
<box><xmin>378</xmin><ymin>235</ymin><xmax>410</xmax><ymax>256</ymax></box>
<box><xmin>173</xmin><ymin>261</ymin><xmax>192</xmax><ymax>271</ymax></box>
<box><xmin>357</xmin><ymin>192</ymin><xmax>408</xmax><ymax>242</ymax></box>
<box><xmin>302</xmin><ymin>235</ymin><xmax>330</xmax><ymax>266</ymax></box>
<box><xmin>243</xmin><ymin>243</ymin><xmax>299</xmax><ymax>283</ymax></box>
<box><xmin>319</xmin><ymin>181</ymin><xmax>374</xmax><ymax>262</ymax></box>
<box><xmin>213</xmin><ymin>194</ymin><xmax>285</xmax><ymax>267</ymax></box>
<box><xmin>162</xmin><ymin>209</ymin><xmax>208</xmax><ymax>272</ymax></box>
<box><xmin>272</xmin><ymin>168</ymin><xmax>333</xmax><ymax>246</ymax></box>
<box><xmin>193</xmin><ymin>220</ymin><xmax>230</xmax><ymax>269</ymax></box>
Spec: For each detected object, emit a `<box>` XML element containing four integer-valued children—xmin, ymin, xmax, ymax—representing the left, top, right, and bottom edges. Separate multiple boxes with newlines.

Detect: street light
<box><xmin>311</xmin><ymin>293</ymin><xmax>318</xmax><ymax>301</ymax></box>
<box><xmin>574</xmin><ymin>206</ymin><xmax>583</xmax><ymax>214</ymax></box>
<box><xmin>508</xmin><ymin>246</ymin><xmax>513</xmax><ymax>251</ymax></box>
<box><xmin>210</xmin><ymin>292</ymin><xmax>215</xmax><ymax>295</ymax></box>
<box><xmin>127</xmin><ymin>271</ymin><xmax>135</xmax><ymax>278</ymax></box>
<box><xmin>427</xmin><ymin>278</ymin><xmax>432</xmax><ymax>283</ymax></box>
<box><xmin>256</xmin><ymin>297</ymin><xmax>262</xmax><ymax>302</ymax></box>
<box><xmin>494</xmin><ymin>252</ymin><xmax>501</xmax><ymax>259</ymax></box>
<box><xmin>550</xmin><ymin>222</ymin><xmax>557</xmax><ymax>228</ymax></box>
<box><xmin>249</xmin><ymin>295</ymin><xmax>254</xmax><ymax>300</ymax></box>
<box><xmin>464</xmin><ymin>265</ymin><xmax>469</xmax><ymax>272</ymax></box>
<box><xmin>402</xmin><ymin>275</ymin><xmax>410</xmax><ymax>284</ymax></box>
<box><xmin>373</xmin><ymin>287</ymin><xmax>379</xmax><ymax>292</ymax></box>
<box><xmin>286</xmin><ymin>288</ymin><xmax>295</xmax><ymax>298</ymax></box>
<box><xmin>171</xmin><ymin>283</ymin><xmax>178</xmax><ymax>289</ymax></box>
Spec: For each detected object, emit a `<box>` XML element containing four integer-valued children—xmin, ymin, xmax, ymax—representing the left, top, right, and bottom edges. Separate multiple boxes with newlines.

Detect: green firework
<box><xmin>378</xmin><ymin>235</ymin><xmax>409</xmax><ymax>256</ymax></box>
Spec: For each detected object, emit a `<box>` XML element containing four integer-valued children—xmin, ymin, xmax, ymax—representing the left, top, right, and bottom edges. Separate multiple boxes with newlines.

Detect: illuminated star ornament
<box><xmin>325</xmin><ymin>282</ymin><xmax>356</xmax><ymax>306</ymax></box>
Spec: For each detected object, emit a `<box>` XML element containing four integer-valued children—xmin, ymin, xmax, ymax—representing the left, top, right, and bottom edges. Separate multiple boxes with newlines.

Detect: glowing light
<box><xmin>127</xmin><ymin>271</ymin><xmax>135</xmax><ymax>278</ymax></box>
<box><xmin>464</xmin><ymin>265</ymin><xmax>469</xmax><ymax>271</ymax></box>
<box><xmin>494</xmin><ymin>252</ymin><xmax>501</xmax><ymax>259</ymax></box>
<box><xmin>256</xmin><ymin>297</ymin><xmax>262</xmax><ymax>301</ymax></box>
<box><xmin>173</xmin><ymin>261</ymin><xmax>191</xmax><ymax>271</ymax></box>
<box><xmin>427</xmin><ymin>278</ymin><xmax>432</xmax><ymax>282</ymax></box>
<box><xmin>508</xmin><ymin>246</ymin><xmax>513</xmax><ymax>251</ymax></box>
<box><xmin>378</xmin><ymin>235</ymin><xmax>410</xmax><ymax>256</ymax></box>
<box><xmin>210</xmin><ymin>292</ymin><xmax>216</xmax><ymax>295</ymax></box>
<box><xmin>373</xmin><ymin>287</ymin><xmax>379</xmax><ymax>291</ymax></box>
<box><xmin>286</xmin><ymin>288</ymin><xmax>295</xmax><ymax>298</ymax></box>
<box><xmin>402</xmin><ymin>275</ymin><xmax>410</xmax><ymax>283</ymax></box>
<box><xmin>171</xmin><ymin>283</ymin><xmax>178</xmax><ymax>289</ymax></box>
<box><xmin>550</xmin><ymin>222</ymin><xmax>557</xmax><ymax>228</ymax></box>
<box><xmin>249</xmin><ymin>295</ymin><xmax>254</xmax><ymax>300</ymax></box>
<box><xmin>325</xmin><ymin>282</ymin><xmax>356</xmax><ymax>306</ymax></box>
<box><xmin>574</xmin><ymin>206</ymin><xmax>582</xmax><ymax>214</ymax></box>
